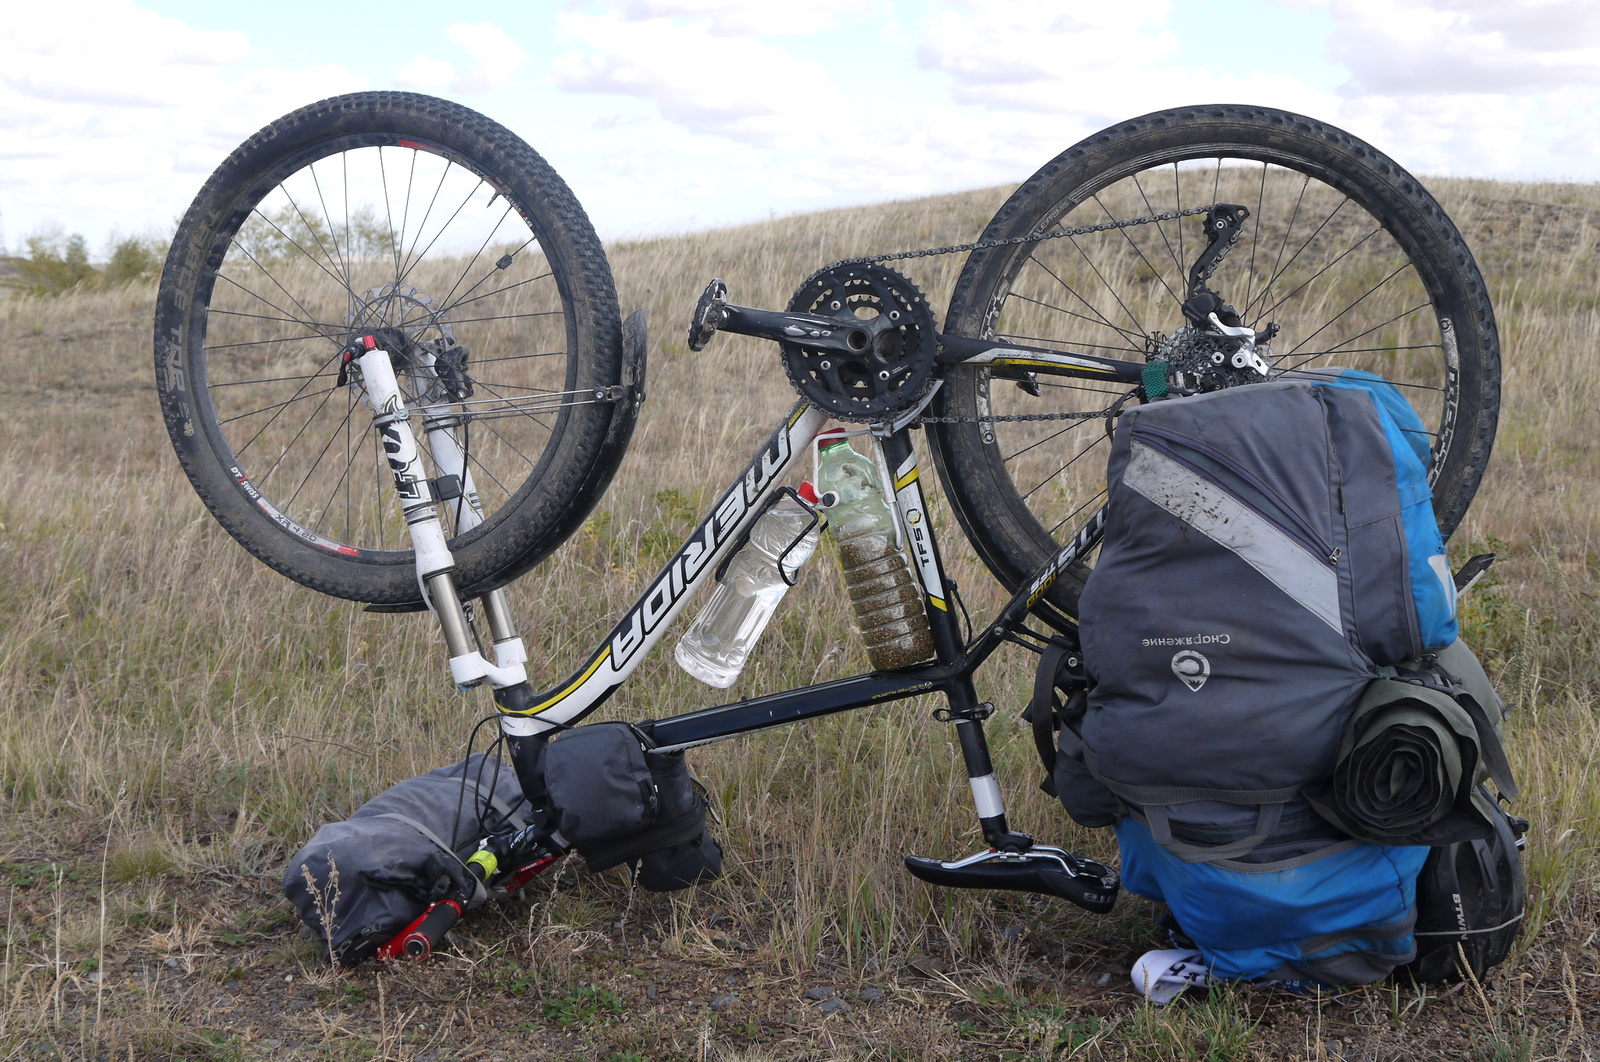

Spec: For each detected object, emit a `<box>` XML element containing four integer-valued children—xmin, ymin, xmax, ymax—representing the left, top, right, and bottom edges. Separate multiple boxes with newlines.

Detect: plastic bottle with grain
<box><xmin>815</xmin><ymin>437</ymin><xmax>934</xmax><ymax>670</ymax></box>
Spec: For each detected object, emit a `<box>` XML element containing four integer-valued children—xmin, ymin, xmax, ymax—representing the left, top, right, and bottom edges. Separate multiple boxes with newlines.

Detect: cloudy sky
<box><xmin>5</xmin><ymin>0</ymin><xmax>1599</xmax><ymax>254</ymax></box>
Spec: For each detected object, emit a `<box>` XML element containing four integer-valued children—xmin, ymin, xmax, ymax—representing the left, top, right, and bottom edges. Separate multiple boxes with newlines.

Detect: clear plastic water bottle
<box><xmin>816</xmin><ymin>437</ymin><xmax>934</xmax><ymax>670</ymax></box>
<box><xmin>675</xmin><ymin>491</ymin><xmax>821</xmax><ymax>688</ymax></box>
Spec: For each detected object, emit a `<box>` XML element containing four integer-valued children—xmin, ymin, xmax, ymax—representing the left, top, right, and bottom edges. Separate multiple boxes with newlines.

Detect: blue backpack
<box><xmin>1054</xmin><ymin>371</ymin><xmax>1507</xmax><ymax>986</ymax></box>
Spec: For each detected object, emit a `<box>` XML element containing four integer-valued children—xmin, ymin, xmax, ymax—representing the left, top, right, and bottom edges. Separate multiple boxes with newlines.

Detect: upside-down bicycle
<box><xmin>153</xmin><ymin>92</ymin><xmax>1500</xmax><ymax>957</ymax></box>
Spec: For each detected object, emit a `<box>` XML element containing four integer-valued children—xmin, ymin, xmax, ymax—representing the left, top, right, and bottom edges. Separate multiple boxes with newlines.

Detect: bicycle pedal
<box><xmin>903</xmin><ymin>846</ymin><xmax>1119</xmax><ymax>914</ymax></box>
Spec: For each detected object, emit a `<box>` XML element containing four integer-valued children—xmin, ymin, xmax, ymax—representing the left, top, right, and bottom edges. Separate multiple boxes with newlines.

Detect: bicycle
<box><xmin>153</xmin><ymin>92</ymin><xmax>1500</xmax><ymax>958</ymax></box>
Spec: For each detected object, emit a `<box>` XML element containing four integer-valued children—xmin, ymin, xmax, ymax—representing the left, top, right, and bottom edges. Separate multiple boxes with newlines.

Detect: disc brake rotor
<box><xmin>344</xmin><ymin>283</ymin><xmax>470</xmax><ymax>403</ymax></box>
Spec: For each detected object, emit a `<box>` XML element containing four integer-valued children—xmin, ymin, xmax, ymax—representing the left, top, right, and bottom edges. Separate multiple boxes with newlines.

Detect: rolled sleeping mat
<box><xmin>1307</xmin><ymin>650</ymin><xmax>1515</xmax><ymax>847</ymax></box>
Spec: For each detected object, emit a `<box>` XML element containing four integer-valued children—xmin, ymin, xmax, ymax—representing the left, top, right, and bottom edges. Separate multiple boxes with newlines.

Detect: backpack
<box><xmin>1046</xmin><ymin>372</ymin><xmax>1519</xmax><ymax>985</ymax></box>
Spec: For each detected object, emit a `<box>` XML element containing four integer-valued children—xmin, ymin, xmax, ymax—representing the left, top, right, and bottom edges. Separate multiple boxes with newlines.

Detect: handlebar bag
<box><xmin>542</xmin><ymin>722</ymin><xmax>722</xmax><ymax>890</ymax></box>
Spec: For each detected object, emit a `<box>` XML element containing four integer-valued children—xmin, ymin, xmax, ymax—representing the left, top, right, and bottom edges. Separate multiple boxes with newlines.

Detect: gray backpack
<box><xmin>1073</xmin><ymin>378</ymin><xmax>1510</xmax><ymax>863</ymax></box>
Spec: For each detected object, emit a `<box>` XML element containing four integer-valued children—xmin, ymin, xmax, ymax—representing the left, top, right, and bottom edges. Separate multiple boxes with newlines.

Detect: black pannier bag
<box><xmin>540</xmin><ymin>722</ymin><xmax>722</xmax><ymax>891</ymax></box>
<box><xmin>282</xmin><ymin>754</ymin><xmax>528</xmax><ymax>966</ymax></box>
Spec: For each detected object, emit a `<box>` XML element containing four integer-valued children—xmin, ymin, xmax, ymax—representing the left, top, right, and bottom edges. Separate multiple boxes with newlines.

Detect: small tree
<box><xmin>10</xmin><ymin>230</ymin><xmax>97</xmax><ymax>296</ymax></box>
<box><xmin>102</xmin><ymin>236</ymin><xmax>164</xmax><ymax>286</ymax></box>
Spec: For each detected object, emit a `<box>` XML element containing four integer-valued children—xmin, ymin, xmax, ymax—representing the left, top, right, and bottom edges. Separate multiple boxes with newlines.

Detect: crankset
<box><xmin>684</xmin><ymin>263</ymin><xmax>941</xmax><ymax>422</ymax></box>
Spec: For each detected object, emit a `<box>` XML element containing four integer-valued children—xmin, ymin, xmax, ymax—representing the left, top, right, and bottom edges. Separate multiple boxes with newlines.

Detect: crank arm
<box><xmin>685</xmin><ymin>277</ymin><xmax>895</xmax><ymax>357</ymax></box>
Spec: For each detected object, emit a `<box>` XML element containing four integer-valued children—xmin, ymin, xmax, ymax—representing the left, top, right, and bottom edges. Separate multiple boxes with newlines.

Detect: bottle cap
<box><xmin>816</xmin><ymin>427</ymin><xmax>851</xmax><ymax>449</ymax></box>
<box><xmin>798</xmin><ymin>481</ymin><xmax>819</xmax><ymax>504</ymax></box>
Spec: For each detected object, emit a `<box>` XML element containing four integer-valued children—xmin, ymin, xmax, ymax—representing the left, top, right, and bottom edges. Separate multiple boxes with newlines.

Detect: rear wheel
<box><xmin>930</xmin><ymin>105</ymin><xmax>1500</xmax><ymax>628</ymax></box>
<box><xmin>155</xmin><ymin>92</ymin><xmax>634</xmax><ymax>606</ymax></box>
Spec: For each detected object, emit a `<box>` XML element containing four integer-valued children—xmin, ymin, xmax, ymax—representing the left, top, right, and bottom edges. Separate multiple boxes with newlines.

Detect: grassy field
<box><xmin>0</xmin><ymin>174</ymin><xmax>1597</xmax><ymax>1061</ymax></box>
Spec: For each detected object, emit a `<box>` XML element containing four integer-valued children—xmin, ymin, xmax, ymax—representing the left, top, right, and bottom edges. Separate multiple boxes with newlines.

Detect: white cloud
<box><xmin>447</xmin><ymin>23</ymin><xmax>528</xmax><ymax>93</ymax></box>
<box><xmin>607</xmin><ymin>0</ymin><xmax>840</xmax><ymax>35</ymax></box>
<box><xmin>395</xmin><ymin>56</ymin><xmax>457</xmax><ymax>92</ymax></box>
<box><xmin>395</xmin><ymin>22</ymin><xmax>527</xmax><ymax>94</ymax></box>
<box><xmin>915</xmin><ymin>0</ymin><xmax>1340</xmax><ymax>128</ymax></box>
<box><xmin>919</xmin><ymin>0</ymin><xmax>1178</xmax><ymax>113</ymax></box>
<box><xmin>551</xmin><ymin>12</ymin><xmax>844</xmax><ymax>146</ymax></box>
<box><xmin>0</xmin><ymin>2</ymin><xmax>363</xmax><ymax>248</ymax></box>
<box><xmin>1337</xmin><ymin>93</ymin><xmax>1533</xmax><ymax>175</ymax></box>
<box><xmin>6</xmin><ymin>2</ymin><xmax>250</xmax><ymax>109</ymax></box>
<box><xmin>1273</xmin><ymin>0</ymin><xmax>1600</xmax><ymax>176</ymax></box>
<box><xmin>1314</xmin><ymin>0</ymin><xmax>1600</xmax><ymax>95</ymax></box>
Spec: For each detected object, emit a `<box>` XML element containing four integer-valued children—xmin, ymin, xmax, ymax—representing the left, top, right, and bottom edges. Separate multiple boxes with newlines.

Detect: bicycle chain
<box><xmin>836</xmin><ymin>204</ymin><xmax>1215</xmax><ymax>268</ymax></box>
<box><xmin>830</xmin><ymin>204</ymin><xmax>1218</xmax><ymax>425</ymax></box>
<box><xmin>914</xmin><ymin>409</ymin><xmax>1109</xmax><ymax>424</ymax></box>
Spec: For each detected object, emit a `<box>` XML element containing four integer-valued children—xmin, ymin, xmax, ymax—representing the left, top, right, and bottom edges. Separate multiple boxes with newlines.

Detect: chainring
<box><xmin>780</xmin><ymin>262</ymin><xmax>940</xmax><ymax>422</ymax></box>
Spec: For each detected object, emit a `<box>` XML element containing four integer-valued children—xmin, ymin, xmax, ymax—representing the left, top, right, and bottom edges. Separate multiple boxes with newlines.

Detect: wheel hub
<box><xmin>344</xmin><ymin>283</ymin><xmax>473</xmax><ymax>402</ymax></box>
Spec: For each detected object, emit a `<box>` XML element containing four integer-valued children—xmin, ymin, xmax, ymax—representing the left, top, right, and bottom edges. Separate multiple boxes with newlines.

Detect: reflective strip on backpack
<box><xmin>1123</xmin><ymin>440</ymin><xmax>1341</xmax><ymax>633</ymax></box>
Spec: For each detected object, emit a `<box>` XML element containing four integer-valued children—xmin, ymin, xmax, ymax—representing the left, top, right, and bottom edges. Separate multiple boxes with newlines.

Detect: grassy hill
<box><xmin>0</xmin><ymin>176</ymin><xmax>1595</xmax><ymax>1060</ymax></box>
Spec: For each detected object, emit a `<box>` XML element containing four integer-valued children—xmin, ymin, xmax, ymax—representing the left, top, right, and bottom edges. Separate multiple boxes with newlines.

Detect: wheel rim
<box><xmin>953</xmin><ymin>150</ymin><xmax>1472</xmax><ymax>592</ymax></box>
<box><xmin>190</xmin><ymin>134</ymin><xmax>585</xmax><ymax>561</ymax></box>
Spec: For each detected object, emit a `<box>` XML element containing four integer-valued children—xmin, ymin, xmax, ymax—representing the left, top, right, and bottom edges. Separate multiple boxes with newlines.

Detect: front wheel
<box><xmin>929</xmin><ymin>104</ymin><xmax>1500</xmax><ymax>628</ymax></box>
<box><xmin>156</xmin><ymin>92</ymin><xmax>635</xmax><ymax>607</ymax></box>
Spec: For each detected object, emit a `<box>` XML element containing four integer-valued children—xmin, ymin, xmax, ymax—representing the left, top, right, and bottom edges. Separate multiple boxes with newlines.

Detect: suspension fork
<box><xmin>414</xmin><ymin>370</ymin><xmax>527</xmax><ymax>676</ymax></box>
<box><xmin>350</xmin><ymin>338</ymin><xmax>527</xmax><ymax>690</ymax></box>
<box><xmin>874</xmin><ymin>430</ymin><xmax>1030</xmax><ymax>852</ymax></box>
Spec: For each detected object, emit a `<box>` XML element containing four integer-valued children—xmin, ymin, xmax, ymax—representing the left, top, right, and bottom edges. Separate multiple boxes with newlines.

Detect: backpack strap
<box><xmin>1082</xmin><ymin>749</ymin><xmax>1302</xmax><ymax>863</ymax></box>
<box><xmin>1399</xmin><ymin>666</ymin><xmax>1519</xmax><ymax>801</ymax></box>
<box><xmin>1027</xmin><ymin>641</ymin><xmax>1074</xmax><ymax>777</ymax></box>
<box><xmin>370</xmin><ymin>813</ymin><xmax>489</xmax><ymax>906</ymax></box>
<box><xmin>1026</xmin><ymin>639</ymin><xmax>1088</xmax><ymax>797</ymax></box>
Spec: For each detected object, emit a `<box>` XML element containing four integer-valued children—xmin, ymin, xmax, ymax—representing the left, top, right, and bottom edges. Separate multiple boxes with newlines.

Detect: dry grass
<box><xmin>0</xmin><ymin>176</ymin><xmax>1596</xmax><ymax>1059</ymax></box>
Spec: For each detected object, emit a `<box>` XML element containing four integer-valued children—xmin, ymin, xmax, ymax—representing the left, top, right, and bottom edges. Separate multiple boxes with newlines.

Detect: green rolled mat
<box><xmin>1307</xmin><ymin>679</ymin><xmax>1497</xmax><ymax>847</ymax></box>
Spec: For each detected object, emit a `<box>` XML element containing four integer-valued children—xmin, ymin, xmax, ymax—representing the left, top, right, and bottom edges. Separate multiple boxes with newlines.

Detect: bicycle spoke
<box><xmin>1131</xmin><ymin>172</ymin><xmax>1185</xmax><ymax>279</ymax></box>
<box><xmin>284</xmin><ymin>397</ymin><xmax>364</xmax><ymax>513</ymax></box>
<box><xmin>1063</xmin><ymin>231</ymin><xmax>1145</xmax><ymax>338</ymax></box>
<box><xmin>1244</xmin><ymin>162</ymin><xmax>1267</xmax><ymax>318</ymax></box>
<box><xmin>1247</xmin><ymin>196</ymin><xmax>1354</xmax><ymax>323</ymax></box>
<box><xmin>1093</xmin><ymin>191</ymin><xmax>1184</xmax><ymax>307</ymax></box>
<box><xmin>1009</xmin><ymin>275</ymin><xmax>1145</xmax><ymax>349</ymax></box>
<box><xmin>466</xmin><ymin>379</ymin><xmax>559</xmax><ymax>441</ymax></box>
<box><xmin>468</xmin><ymin>349</ymin><xmax>568</xmax><ymax>366</ymax></box>
<box><xmin>217</xmin><ymin>383</ymin><xmax>343</xmax><ymax>426</ymax></box>
<box><xmin>1020</xmin><ymin>435</ymin><xmax>1106</xmax><ymax>502</ymax></box>
<box><xmin>434</xmin><ymin>203</ymin><xmax>521</xmax><ymax>312</ymax></box>
<box><xmin>251</xmin><ymin>375</ymin><xmax>345</xmax><ymax>485</ymax></box>
<box><xmin>1048</xmin><ymin>487</ymin><xmax>1108</xmax><ymax>537</ymax></box>
<box><xmin>397</xmin><ymin>157</ymin><xmax>455</xmax><ymax>280</ymax></box>
<box><xmin>1284</xmin><ymin>267</ymin><xmax>1417</xmax><ymax>359</ymax></box>
<box><xmin>1256</xmin><ymin>223</ymin><xmax>1384</xmax><ymax>326</ymax></box>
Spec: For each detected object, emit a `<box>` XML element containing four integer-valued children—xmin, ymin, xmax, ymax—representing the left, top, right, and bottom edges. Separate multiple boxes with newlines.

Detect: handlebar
<box><xmin>374</xmin><ymin>832</ymin><xmax>564</xmax><ymax>962</ymax></box>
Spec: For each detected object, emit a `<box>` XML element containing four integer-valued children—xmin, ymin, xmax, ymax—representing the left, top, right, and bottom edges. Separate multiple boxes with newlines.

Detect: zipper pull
<box><xmin>1328</xmin><ymin>547</ymin><xmax>1342</xmax><ymax>564</ymax></box>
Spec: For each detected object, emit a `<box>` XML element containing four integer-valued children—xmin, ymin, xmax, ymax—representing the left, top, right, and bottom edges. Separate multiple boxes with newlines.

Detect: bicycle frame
<box><xmin>338</xmin><ymin>299</ymin><xmax>1159</xmax><ymax>959</ymax></box>
<box><xmin>345</xmin><ymin>272</ymin><xmax>1195</xmax><ymax>848</ymax></box>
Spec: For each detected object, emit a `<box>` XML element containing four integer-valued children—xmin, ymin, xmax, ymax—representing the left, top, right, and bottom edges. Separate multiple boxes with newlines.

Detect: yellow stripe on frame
<box><xmin>518</xmin><ymin>647</ymin><xmax>613</xmax><ymax>715</ymax></box>
<box><xmin>993</xmin><ymin>357</ymin><xmax>1117</xmax><ymax>374</ymax></box>
<box><xmin>929</xmin><ymin>597</ymin><xmax>948</xmax><ymax>611</ymax></box>
<box><xmin>894</xmin><ymin>467</ymin><xmax>919</xmax><ymax>491</ymax></box>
